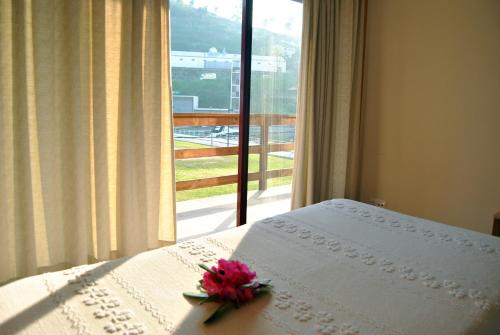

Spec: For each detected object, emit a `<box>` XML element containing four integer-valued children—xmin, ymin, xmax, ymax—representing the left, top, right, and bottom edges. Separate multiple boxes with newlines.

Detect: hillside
<box><xmin>170</xmin><ymin>1</ymin><xmax>300</xmax><ymax>55</ymax></box>
<box><xmin>170</xmin><ymin>1</ymin><xmax>301</xmax><ymax>114</ymax></box>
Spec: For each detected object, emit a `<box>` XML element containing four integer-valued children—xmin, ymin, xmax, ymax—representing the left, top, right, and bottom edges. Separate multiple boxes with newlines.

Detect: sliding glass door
<box><xmin>170</xmin><ymin>0</ymin><xmax>302</xmax><ymax>237</ymax></box>
<box><xmin>170</xmin><ymin>0</ymin><xmax>243</xmax><ymax>240</ymax></box>
<box><xmin>245</xmin><ymin>0</ymin><xmax>303</xmax><ymax>224</ymax></box>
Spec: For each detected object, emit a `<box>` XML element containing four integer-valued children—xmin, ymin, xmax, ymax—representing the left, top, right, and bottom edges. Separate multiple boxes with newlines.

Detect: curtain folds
<box><xmin>0</xmin><ymin>0</ymin><xmax>176</xmax><ymax>283</ymax></box>
<box><xmin>292</xmin><ymin>0</ymin><xmax>366</xmax><ymax>209</ymax></box>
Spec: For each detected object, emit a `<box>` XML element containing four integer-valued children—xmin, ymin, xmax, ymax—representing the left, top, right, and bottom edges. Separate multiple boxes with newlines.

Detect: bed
<box><xmin>1</xmin><ymin>199</ymin><xmax>499</xmax><ymax>334</ymax></box>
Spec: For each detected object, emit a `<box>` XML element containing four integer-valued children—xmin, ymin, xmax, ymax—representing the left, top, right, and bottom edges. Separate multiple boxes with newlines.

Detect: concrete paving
<box><xmin>176</xmin><ymin>185</ymin><xmax>292</xmax><ymax>241</ymax></box>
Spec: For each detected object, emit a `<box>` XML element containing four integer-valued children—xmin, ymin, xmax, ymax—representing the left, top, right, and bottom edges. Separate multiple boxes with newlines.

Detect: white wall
<box><xmin>360</xmin><ymin>0</ymin><xmax>500</xmax><ymax>233</ymax></box>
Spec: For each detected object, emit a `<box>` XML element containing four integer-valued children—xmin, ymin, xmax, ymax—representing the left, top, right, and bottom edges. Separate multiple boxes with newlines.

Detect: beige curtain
<box><xmin>0</xmin><ymin>0</ymin><xmax>176</xmax><ymax>284</ymax></box>
<box><xmin>292</xmin><ymin>0</ymin><xmax>366</xmax><ymax>208</ymax></box>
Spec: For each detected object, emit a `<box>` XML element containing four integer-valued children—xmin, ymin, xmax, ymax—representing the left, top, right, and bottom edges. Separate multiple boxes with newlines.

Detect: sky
<box><xmin>186</xmin><ymin>0</ymin><xmax>303</xmax><ymax>37</ymax></box>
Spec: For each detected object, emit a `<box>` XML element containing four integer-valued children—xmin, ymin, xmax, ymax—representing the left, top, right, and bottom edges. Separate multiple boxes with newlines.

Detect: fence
<box><xmin>173</xmin><ymin>113</ymin><xmax>295</xmax><ymax>192</ymax></box>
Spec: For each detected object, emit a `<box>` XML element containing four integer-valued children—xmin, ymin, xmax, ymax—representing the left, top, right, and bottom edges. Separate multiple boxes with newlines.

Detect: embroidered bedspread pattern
<box><xmin>0</xmin><ymin>199</ymin><xmax>499</xmax><ymax>334</ymax></box>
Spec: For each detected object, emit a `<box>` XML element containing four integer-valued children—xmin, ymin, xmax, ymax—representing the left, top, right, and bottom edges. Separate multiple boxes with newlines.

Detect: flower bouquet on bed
<box><xmin>183</xmin><ymin>259</ymin><xmax>272</xmax><ymax>324</ymax></box>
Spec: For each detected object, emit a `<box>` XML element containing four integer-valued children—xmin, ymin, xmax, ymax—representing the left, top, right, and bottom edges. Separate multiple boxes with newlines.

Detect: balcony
<box><xmin>174</xmin><ymin>113</ymin><xmax>295</xmax><ymax>241</ymax></box>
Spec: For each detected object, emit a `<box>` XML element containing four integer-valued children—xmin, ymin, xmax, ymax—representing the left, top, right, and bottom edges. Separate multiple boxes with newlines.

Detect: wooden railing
<box><xmin>174</xmin><ymin>113</ymin><xmax>295</xmax><ymax>192</ymax></box>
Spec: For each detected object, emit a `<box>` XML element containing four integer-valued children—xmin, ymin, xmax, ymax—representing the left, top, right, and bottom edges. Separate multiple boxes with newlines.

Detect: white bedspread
<box><xmin>1</xmin><ymin>199</ymin><xmax>499</xmax><ymax>334</ymax></box>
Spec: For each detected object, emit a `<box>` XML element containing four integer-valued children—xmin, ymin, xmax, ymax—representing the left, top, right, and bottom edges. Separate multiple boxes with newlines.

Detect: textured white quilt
<box><xmin>1</xmin><ymin>199</ymin><xmax>499</xmax><ymax>334</ymax></box>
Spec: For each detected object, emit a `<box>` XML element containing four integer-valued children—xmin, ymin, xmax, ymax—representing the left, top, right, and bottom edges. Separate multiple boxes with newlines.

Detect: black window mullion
<box><xmin>236</xmin><ymin>0</ymin><xmax>253</xmax><ymax>226</ymax></box>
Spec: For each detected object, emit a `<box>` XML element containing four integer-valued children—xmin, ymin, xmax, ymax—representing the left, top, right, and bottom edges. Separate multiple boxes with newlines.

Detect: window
<box><xmin>170</xmin><ymin>0</ymin><xmax>302</xmax><ymax>239</ymax></box>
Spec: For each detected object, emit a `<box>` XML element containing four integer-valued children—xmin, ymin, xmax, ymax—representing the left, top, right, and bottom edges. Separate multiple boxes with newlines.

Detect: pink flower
<box><xmin>202</xmin><ymin>259</ymin><xmax>257</xmax><ymax>303</ymax></box>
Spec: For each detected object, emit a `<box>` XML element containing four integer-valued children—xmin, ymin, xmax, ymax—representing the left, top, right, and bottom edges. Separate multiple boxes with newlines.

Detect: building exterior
<box><xmin>171</xmin><ymin>49</ymin><xmax>286</xmax><ymax>72</ymax></box>
<box><xmin>171</xmin><ymin>49</ymin><xmax>287</xmax><ymax>114</ymax></box>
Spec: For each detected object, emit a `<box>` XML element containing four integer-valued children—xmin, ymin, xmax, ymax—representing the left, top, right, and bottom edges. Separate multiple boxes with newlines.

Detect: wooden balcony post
<box><xmin>259</xmin><ymin>117</ymin><xmax>269</xmax><ymax>190</ymax></box>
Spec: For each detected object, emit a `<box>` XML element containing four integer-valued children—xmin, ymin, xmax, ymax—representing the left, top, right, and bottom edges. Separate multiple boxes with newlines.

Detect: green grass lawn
<box><xmin>174</xmin><ymin>140</ymin><xmax>212</xmax><ymax>149</ymax></box>
<box><xmin>174</xmin><ymin>140</ymin><xmax>293</xmax><ymax>202</ymax></box>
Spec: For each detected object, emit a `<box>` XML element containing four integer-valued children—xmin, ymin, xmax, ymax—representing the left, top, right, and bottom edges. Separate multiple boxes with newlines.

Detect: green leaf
<box><xmin>204</xmin><ymin>302</ymin><xmax>233</xmax><ymax>324</ymax></box>
<box><xmin>240</xmin><ymin>279</ymin><xmax>271</xmax><ymax>288</ymax></box>
<box><xmin>258</xmin><ymin>279</ymin><xmax>271</xmax><ymax>286</ymax></box>
<box><xmin>253</xmin><ymin>285</ymin><xmax>272</xmax><ymax>297</ymax></box>
<box><xmin>183</xmin><ymin>292</ymin><xmax>209</xmax><ymax>299</ymax></box>
<box><xmin>199</xmin><ymin>264</ymin><xmax>217</xmax><ymax>275</ymax></box>
<box><xmin>199</xmin><ymin>294</ymin><xmax>219</xmax><ymax>305</ymax></box>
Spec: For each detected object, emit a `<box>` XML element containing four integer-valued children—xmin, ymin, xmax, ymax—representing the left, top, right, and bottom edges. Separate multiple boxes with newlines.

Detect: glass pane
<box><xmin>246</xmin><ymin>0</ymin><xmax>303</xmax><ymax>223</ymax></box>
<box><xmin>170</xmin><ymin>0</ymin><xmax>242</xmax><ymax>240</ymax></box>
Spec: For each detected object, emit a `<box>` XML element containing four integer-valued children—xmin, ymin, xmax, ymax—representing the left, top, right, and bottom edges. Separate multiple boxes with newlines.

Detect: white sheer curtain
<box><xmin>0</xmin><ymin>0</ymin><xmax>176</xmax><ymax>283</ymax></box>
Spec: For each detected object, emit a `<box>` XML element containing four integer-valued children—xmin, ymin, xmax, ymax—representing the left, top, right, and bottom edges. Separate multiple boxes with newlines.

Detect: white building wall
<box><xmin>170</xmin><ymin>51</ymin><xmax>286</xmax><ymax>72</ymax></box>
